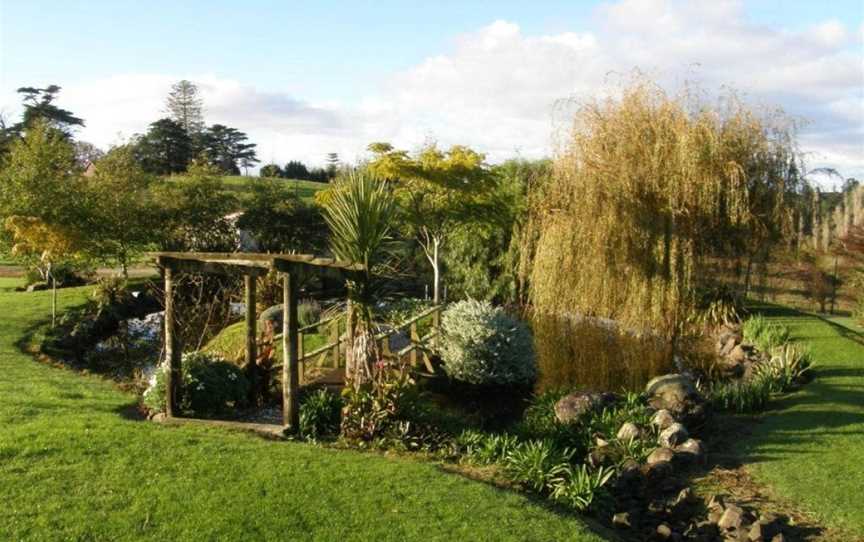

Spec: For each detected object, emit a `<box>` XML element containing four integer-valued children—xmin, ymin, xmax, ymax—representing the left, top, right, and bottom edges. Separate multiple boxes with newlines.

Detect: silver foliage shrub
<box><xmin>440</xmin><ymin>299</ymin><xmax>536</xmax><ymax>386</ymax></box>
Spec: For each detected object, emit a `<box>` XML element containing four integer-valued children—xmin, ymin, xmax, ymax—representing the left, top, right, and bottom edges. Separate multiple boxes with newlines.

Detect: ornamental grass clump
<box><xmin>440</xmin><ymin>299</ymin><xmax>536</xmax><ymax>387</ymax></box>
<box><xmin>524</xmin><ymin>81</ymin><xmax>802</xmax><ymax>343</ymax></box>
<box><xmin>743</xmin><ymin>315</ymin><xmax>791</xmax><ymax>353</ymax></box>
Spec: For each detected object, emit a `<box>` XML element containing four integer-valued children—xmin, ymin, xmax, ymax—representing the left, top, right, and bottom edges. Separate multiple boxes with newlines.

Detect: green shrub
<box><xmin>742</xmin><ymin>315</ymin><xmax>790</xmax><ymax>352</ymax></box>
<box><xmin>709</xmin><ymin>376</ymin><xmax>772</xmax><ymax>413</ymax></box>
<box><xmin>549</xmin><ymin>464</ymin><xmax>615</xmax><ymax>513</ymax></box>
<box><xmin>340</xmin><ymin>369</ymin><xmax>420</xmax><ymax>442</ymax></box>
<box><xmin>755</xmin><ymin>344</ymin><xmax>813</xmax><ymax>392</ymax></box>
<box><xmin>298</xmin><ymin>300</ymin><xmax>323</xmax><ymax>328</ymax></box>
<box><xmin>142</xmin><ymin>351</ymin><xmax>249</xmax><ymax>416</ymax></box>
<box><xmin>503</xmin><ymin>440</ymin><xmax>573</xmax><ymax>492</ymax></box>
<box><xmin>440</xmin><ymin>299</ymin><xmax>536</xmax><ymax>386</ymax></box>
<box><xmin>456</xmin><ymin>430</ymin><xmax>521</xmax><ymax>465</ymax></box>
<box><xmin>299</xmin><ymin>388</ymin><xmax>342</xmax><ymax>439</ymax></box>
<box><xmin>379</xmin><ymin>298</ymin><xmax>432</xmax><ymax>326</ymax></box>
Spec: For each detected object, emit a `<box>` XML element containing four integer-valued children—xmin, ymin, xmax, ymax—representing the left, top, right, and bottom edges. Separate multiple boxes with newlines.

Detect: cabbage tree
<box><xmin>322</xmin><ymin>169</ymin><xmax>396</xmax><ymax>387</ymax></box>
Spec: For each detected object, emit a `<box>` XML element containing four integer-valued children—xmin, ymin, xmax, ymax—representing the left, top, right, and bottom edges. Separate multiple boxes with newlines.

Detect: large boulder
<box><xmin>658</xmin><ymin>422</ymin><xmax>689</xmax><ymax>448</ymax></box>
<box><xmin>645</xmin><ymin>373</ymin><xmax>707</xmax><ymax>428</ymax></box>
<box><xmin>616</xmin><ymin>422</ymin><xmax>642</xmax><ymax>442</ymax></box>
<box><xmin>554</xmin><ymin>391</ymin><xmax>618</xmax><ymax>424</ymax></box>
<box><xmin>646</xmin><ymin>447</ymin><xmax>675</xmax><ymax>465</ymax></box>
<box><xmin>260</xmin><ymin>304</ymin><xmax>283</xmax><ymax>329</ymax></box>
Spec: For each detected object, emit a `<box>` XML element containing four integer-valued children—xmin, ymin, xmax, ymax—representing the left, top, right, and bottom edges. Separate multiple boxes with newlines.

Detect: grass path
<box><xmin>0</xmin><ymin>279</ymin><xmax>609</xmax><ymax>541</ymax></box>
<box><xmin>738</xmin><ymin>306</ymin><xmax>864</xmax><ymax>537</ymax></box>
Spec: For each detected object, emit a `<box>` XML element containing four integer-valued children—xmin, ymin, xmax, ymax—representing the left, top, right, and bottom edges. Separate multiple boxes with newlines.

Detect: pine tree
<box><xmin>165</xmin><ymin>80</ymin><xmax>204</xmax><ymax>135</ymax></box>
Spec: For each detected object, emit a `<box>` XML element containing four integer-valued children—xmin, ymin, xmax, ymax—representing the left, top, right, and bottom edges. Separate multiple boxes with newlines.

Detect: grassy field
<box><xmin>204</xmin><ymin>319</ymin><xmax>330</xmax><ymax>362</ymax></box>
<box><xmin>0</xmin><ymin>278</ymin><xmax>610</xmax><ymax>541</ymax></box>
<box><xmin>737</xmin><ymin>306</ymin><xmax>864</xmax><ymax>536</ymax></box>
<box><xmin>167</xmin><ymin>174</ymin><xmax>327</xmax><ymax>204</ymax></box>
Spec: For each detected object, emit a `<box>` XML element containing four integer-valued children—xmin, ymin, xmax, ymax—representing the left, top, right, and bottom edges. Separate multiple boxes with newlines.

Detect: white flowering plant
<box><xmin>440</xmin><ymin>299</ymin><xmax>536</xmax><ymax>387</ymax></box>
<box><xmin>142</xmin><ymin>351</ymin><xmax>249</xmax><ymax>416</ymax></box>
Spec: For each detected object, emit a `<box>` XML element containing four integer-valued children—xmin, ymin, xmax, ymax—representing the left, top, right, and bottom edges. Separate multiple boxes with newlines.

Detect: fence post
<box><xmin>244</xmin><ymin>274</ymin><xmax>258</xmax><ymax>404</ymax></box>
<box><xmin>331</xmin><ymin>318</ymin><xmax>340</xmax><ymax>368</ymax></box>
<box><xmin>164</xmin><ymin>266</ymin><xmax>181</xmax><ymax>417</ymax></box>
<box><xmin>409</xmin><ymin>322</ymin><xmax>419</xmax><ymax>367</ymax></box>
<box><xmin>282</xmin><ymin>272</ymin><xmax>299</xmax><ymax>430</ymax></box>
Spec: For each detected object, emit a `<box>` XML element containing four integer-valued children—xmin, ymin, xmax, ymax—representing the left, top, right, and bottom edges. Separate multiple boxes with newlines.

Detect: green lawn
<box><xmin>737</xmin><ymin>306</ymin><xmax>864</xmax><ymax>536</ymax></box>
<box><xmin>167</xmin><ymin>174</ymin><xmax>327</xmax><ymax>203</ymax></box>
<box><xmin>0</xmin><ymin>279</ymin><xmax>609</xmax><ymax>541</ymax></box>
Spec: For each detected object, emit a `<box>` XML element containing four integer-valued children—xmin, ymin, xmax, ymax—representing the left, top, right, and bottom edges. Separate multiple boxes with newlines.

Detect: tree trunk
<box><xmin>51</xmin><ymin>275</ymin><xmax>57</xmax><ymax>329</ymax></box>
<box><xmin>432</xmin><ymin>238</ymin><xmax>440</xmax><ymax>304</ymax></box>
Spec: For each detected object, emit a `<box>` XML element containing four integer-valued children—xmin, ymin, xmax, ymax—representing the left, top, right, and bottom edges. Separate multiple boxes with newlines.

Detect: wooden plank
<box><xmin>164</xmin><ymin>267</ymin><xmax>181</xmax><ymax>417</ymax></box>
<box><xmin>152</xmin><ymin>251</ymin><xmax>365</xmax><ymax>270</ymax></box>
<box><xmin>158</xmin><ymin>256</ymin><xmax>268</xmax><ymax>277</ymax></box>
<box><xmin>245</xmin><ymin>274</ymin><xmax>258</xmax><ymax>403</ymax></box>
<box><xmin>282</xmin><ymin>272</ymin><xmax>300</xmax><ymax>430</ymax></box>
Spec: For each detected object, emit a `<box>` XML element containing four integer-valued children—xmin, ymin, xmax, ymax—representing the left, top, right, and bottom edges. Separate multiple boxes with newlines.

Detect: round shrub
<box><xmin>143</xmin><ymin>351</ymin><xmax>249</xmax><ymax>416</ymax></box>
<box><xmin>440</xmin><ymin>299</ymin><xmax>536</xmax><ymax>387</ymax></box>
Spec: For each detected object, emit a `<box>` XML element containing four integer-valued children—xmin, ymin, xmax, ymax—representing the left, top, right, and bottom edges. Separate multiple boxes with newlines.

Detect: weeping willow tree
<box><xmin>525</xmin><ymin>82</ymin><xmax>803</xmax><ymax>345</ymax></box>
<box><xmin>322</xmin><ymin>170</ymin><xmax>396</xmax><ymax>388</ymax></box>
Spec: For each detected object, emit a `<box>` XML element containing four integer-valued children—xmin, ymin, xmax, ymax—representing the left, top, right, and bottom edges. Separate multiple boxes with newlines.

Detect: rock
<box><xmin>646</xmin><ymin>373</ymin><xmax>697</xmax><ymax>399</ymax></box>
<box><xmin>707</xmin><ymin>494</ymin><xmax>725</xmax><ymax>510</ymax></box>
<box><xmin>652</xmin><ymin>409</ymin><xmax>677</xmax><ymax>430</ymax></box>
<box><xmin>588</xmin><ymin>445</ymin><xmax>615</xmax><ymax>467</ymax></box>
<box><xmin>554</xmin><ymin>391</ymin><xmax>617</xmax><ymax>424</ymax></box>
<box><xmin>26</xmin><ymin>281</ymin><xmax>49</xmax><ymax>292</ymax></box>
<box><xmin>657</xmin><ymin>523</ymin><xmax>673</xmax><ymax>539</ymax></box>
<box><xmin>770</xmin><ymin>534</ymin><xmax>786</xmax><ymax>542</ymax></box>
<box><xmin>659</xmin><ymin>423</ymin><xmax>689</xmax><ymax>448</ymax></box>
<box><xmin>675</xmin><ymin>438</ymin><xmax>706</xmax><ymax>462</ymax></box>
<box><xmin>259</xmin><ymin>304</ymin><xmax>284</xmax><ymax>328</ymax></box>
<box><xmin>617</xmin><ymin>422</ymin><xmax>642</xmax><ymax>442</ymax></box>
<box><xmin>718</xmin><ymin>505</ymin><xmax>745</xmax><ymax>531</ymax></box>
<box><xmin>752</xmin><ymin>518</ymin><xmax>781</xmax><ymax>540</ymax></box>
<box><xmin>612</xmin><ymin>512</ymin><xmax>631</xmax><ymax>529</ymax></box>
<box><xmin>643</xmin><ymin>459</ymin><xmax>673</xmax><ymax>483</ymax></box>
<box><xmin>151</xmin><ymin>412</ymin><xmax>166</xmax><ymax>422</ymax></box>
<box><xmin>646</xmin><ymin>373</ymin><xmax>708</xmax><ymax>428</ymax></box>
<box><xmin>748</xmin><ymin>522</ymin><xmax>765</xmax><ymax>541</ymax></box>
<box><xmin>647</xmin><ymin>447</ymin><xmax>676</xmax><ymax>465</ymax></box>
<box><xmin>674</xmin><ymin>487</ymin><xmax>693</xmax><ymax>505</ymax></box>
<box><xmin>719</xmin><ymin>335</ymin><xmax>739</xmax><ymax>356</ymax></box>
<box><xmin>728</xmin><ymin>344</ymin><xmax>748</xmax><ymax>363</ymax></box>
<box><xmin>708</xmin><ymin>507</ymin><xmax>724</xmax><ymax>524</ymax></box>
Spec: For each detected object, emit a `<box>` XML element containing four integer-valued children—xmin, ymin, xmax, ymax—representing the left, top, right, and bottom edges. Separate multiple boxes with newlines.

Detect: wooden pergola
<box><xmin>154</xmin><ymin>252</ymin><xmax>363</xmax><ymax>431</ymax></box>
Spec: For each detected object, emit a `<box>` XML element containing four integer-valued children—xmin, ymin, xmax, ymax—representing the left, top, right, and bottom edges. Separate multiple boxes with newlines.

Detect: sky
<box><xmin>1</xmin><ymin>0</ymin><xmax>862</xmax><ymax>182</ymax></box>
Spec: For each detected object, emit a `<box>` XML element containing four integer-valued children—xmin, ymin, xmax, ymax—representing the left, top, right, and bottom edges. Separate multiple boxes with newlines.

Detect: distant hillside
<box><xmin>167</xmin><ymin>175</ymin><xmax>328</xmax><ymax>204</ymax></box>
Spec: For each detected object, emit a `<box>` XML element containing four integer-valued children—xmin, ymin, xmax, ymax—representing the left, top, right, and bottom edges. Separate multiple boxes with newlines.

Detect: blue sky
<box><xmin>1</xmin><ymin>1</ymin><xmax>862</xmax><ymax>178</ymax></box>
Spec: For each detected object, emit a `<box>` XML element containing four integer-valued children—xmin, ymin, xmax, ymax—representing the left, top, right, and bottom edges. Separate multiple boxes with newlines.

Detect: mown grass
<box><xmin>736</xmin><ymin>305</ymin><xmax>864</xmax><ymax>536</ymax></box>
<box><xmin>0</xmin><ymin>279</ymin><xmax>609</xmax><ymax>541</ymax></box>
<box><xmin>167</xmin><ymin>175</ymin><xmax>327</xmax><ymax>204</ymax></box>
<box><xmin>204</xmin><ymin>320</ymin><xmax>329</xmax><ymax>362</ymax></box>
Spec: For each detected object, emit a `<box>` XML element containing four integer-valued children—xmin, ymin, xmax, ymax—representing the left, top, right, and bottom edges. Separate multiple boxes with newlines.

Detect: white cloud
<box><xmin>2</xmin><ymin>0</ymin><xmax>861</xmax><ymax>178</ymax></box>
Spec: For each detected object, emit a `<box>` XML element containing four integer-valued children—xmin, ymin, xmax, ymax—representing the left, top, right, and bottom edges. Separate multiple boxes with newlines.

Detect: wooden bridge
<box><xmin>273</xmin><ymin>304</ymin><xmax>443</xmax><ymax>387</ymax></box>
<box><xmin>153</xmin><ymin>251</ymin><xmax>442</xmax><ymax>433</ymax></box>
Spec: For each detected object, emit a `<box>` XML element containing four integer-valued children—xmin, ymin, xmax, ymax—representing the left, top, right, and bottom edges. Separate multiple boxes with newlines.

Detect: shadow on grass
<box><xmin>435</xmin><ymin>462</ymin><xmax>621</xmax><ymax>541</ymax></box>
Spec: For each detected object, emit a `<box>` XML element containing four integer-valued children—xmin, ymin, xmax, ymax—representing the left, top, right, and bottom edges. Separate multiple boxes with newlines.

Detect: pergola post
<box><xmin>244</xmin><ymin>274</ymin><xmax>258</xmax><ymax>403</ymax></box>
<box><xmin>282</xmin><ymin>271</ymin><xmax>299</xmax><ymax>429</ymax></box>
<box><xmin>164</xmin><ymin>266</ymin><xmax>181</xmax><ymax>417</ymax></box>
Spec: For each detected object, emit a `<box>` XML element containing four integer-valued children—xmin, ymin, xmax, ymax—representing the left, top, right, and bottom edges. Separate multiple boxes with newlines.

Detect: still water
<box><xmin>532</xmin><ymin>313</ymin><xmax>675</xmax><ymax>393</ymax></box>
